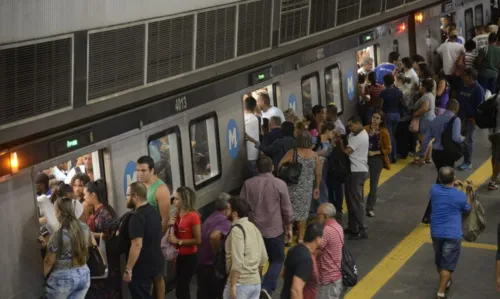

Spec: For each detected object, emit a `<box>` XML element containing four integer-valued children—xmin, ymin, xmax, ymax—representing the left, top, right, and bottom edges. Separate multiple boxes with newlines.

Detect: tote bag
<box><xmin>161</xmin><ymin>226</ymin><xmax>178</xmax><ymax>261</ymax></box>
<box><xmin>409</xmin><ymin>117</ymin><xmax>420</xmax><ymax>133</ymax></box>
<box><xmin>88</xmin><ymin>233</ymin><xmax>108</xmax><ymax>279</ymax></box>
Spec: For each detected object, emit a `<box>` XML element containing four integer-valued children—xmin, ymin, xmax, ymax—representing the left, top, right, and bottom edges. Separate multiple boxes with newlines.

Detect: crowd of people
<box><xmin>33</xmin><ymin>18</ymin><xmax>500</xmax><ymax>299</ymax></box>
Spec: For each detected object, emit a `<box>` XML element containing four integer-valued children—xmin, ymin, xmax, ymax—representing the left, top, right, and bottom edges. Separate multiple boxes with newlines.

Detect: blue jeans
<box><xmin>223</xmin><ymin>284</ymin><xmax>261</xmax><ymax>299</ymax></box>
<box><xmin>385</xmin><ymin>112</ymin><xmax>400</xmax><ymax>161</ymax></box>
<box><xmin>46</xmin><ymin>266</ymin><xmax>90</xmax><ymax>299</ymax></box>
<box><xmin>432</xmin><ymin>238</ymin><xmax>462</xmax><ymax>272</ymax></box>
<box><xmin>462</xmin><ymin>119</ymin><xmax>476</xmax><ymax>165</ymax></box>
<box><xmin>479</xmin><ymin>75</ymin><xmax>497</xmax><ymax>93</ymax></box>
<box><xmin>262</xmin><ymin>234</ymin><xmax>285</xmax><ymax>294</ymax></box>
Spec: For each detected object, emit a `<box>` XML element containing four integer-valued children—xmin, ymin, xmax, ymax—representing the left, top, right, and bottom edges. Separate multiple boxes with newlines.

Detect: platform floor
<box><xmin>166</xmin><ymin>131</ymin><xmax>499</xmax><ymax>299</ymax></box>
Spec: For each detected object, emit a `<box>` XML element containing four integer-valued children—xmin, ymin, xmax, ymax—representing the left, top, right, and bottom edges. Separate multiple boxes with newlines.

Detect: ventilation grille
<box><xmin>336</xmin><ymin>0</ymin><xmax>360</xmax><ymax>26</ymax></box>
<box><xmin>237</xmin><ymin>0</ymin><xmax>272</xmax><ymax>56</ymax></box>
<box><xmin>361</xmin><ymin>0</ymin><xmax>382</xmax><ymax>17</ymax></box>
<box><xmin>88</xmin><ymin>25</ymin><xmax>145</xmax><ymax>100</ymax></box>
<box><xmin>148</xmin><ymin>15</ymin><xmax>194</xmax><ymax>83</ymax></box>
<box><xmin>310</xmin><ymin>0</ymin><xmax>336</xmax><ymax>34</ymax></box>
<box><xmin>280</xmin><ymin>0</ymin><xmax>309</xmax><ymax>44</ymax></box>
<box><xmin>0</xmin><ymin>38</ymin><xmax>72</xmax><ymax>126</ymax></box>
<box><xmin>385</xmin><ymin>0</ymin><xmax>405</xmax><ymax>10</ymax></box>
<box><xmin>196</xmin><ymin>6</ymin><xmax>236</xmax><ymax>69</ymax></box>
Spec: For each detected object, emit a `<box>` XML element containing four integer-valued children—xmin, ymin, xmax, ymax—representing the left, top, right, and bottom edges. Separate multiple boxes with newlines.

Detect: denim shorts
<box><xmin>46</xmin><ymin>265</ymin><xmax>90</xmax><ymax>299</ymax></box>
<box><xmin>432</xmin><ymin>237</ymin><xmax>462</xmax><ymax>272</ymax></box>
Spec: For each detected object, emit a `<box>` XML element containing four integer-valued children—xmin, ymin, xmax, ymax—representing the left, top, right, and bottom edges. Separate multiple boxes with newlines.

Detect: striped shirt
<box><xmin>317</xmin><ymin>219</ymin><xmax>344</xmax><ymax>284</ymax></box>
<box><xmin>465</xmin><ymin>52</ymin><xmax>477</xmax><ymax>69</ymax></box>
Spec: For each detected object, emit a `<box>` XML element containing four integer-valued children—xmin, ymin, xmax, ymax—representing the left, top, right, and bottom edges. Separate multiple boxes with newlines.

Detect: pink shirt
<box><xmin>317</xmin><ymin>219</ymin><xmax>344</xmax><ymax>284</ymax></box>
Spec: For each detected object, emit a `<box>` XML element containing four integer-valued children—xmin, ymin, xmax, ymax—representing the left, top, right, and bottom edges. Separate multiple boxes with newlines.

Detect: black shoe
<box><xmin>422</xmin><ymin>217</ymin><xmax>430</xmax><ymax>224</ymax></box>
<box><xmin>349</xmin><ymin>232</ymin><xmax>368</xmax><ymax>240</ymax></box>
<box><xmin>343</xmin><ymin>228</ymin><xmax>358</xmax><ymax>236</ymax></box>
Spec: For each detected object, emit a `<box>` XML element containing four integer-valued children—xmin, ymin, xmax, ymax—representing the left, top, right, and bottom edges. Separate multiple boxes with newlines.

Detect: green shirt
<box><xmin>480</xmin><ymin>45</ymin><xmax>500</xmax><ymax>78</ymax></box>
<box><xmin>147</xmin><ymin>178</ymin><xmax>166</xmax><ymax>213</ymax></box>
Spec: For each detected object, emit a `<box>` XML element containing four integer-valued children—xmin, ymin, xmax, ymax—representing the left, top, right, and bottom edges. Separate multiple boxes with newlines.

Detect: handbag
<box><xmin>88</xmin><ymin>233</ymin><xmax>108</xmax><ymax>279</ymax></box>
<box><xmin>278</xmin><ymin>149</ymin><xmax>302</xmax><ymax>184</ymax></box>
<box><xmin>161</xmin><ymin>226</ymin><xmax>178</xmax><ymax>261</ymax></box>
<box><xmin>409</xmin><ymin>117</ymin><xmax>420</xmax><ymax>133</ymax></box>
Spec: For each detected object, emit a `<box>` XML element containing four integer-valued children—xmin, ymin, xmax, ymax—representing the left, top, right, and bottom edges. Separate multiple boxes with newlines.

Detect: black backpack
<box><xmin>328</xmin><ymin>145</ymin><xmax>351</xmax><ymax>183</ymax></box>
<box><xmin>441</xmin><ymin>116</ymin><xmax>464</xmax><ymax>162</ymax></box>
<box><xmin>475</xmin><ymin>94</ymin><xmax>498</xmax><ymax>129</ymax></box>
<box><xmin>331</xmin><ymin>227</ymin><xmax>358</xmax><ymax>287</ymax></box>
<box><xmin>214</xmin><ymin>224</ymin><xmax>245</xmax><ymax>280</ymax></box>
<box><xmin>107</xmin><ymin>211</ymin><xmax>136</xmax><ymax>255</ymax></box>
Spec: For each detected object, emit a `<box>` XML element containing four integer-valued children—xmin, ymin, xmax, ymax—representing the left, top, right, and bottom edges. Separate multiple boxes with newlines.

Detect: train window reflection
<box><xmin>465</xmin><ymin>8</ymin><xmax>474</xmax><ymax>41</ymax></box>
<box><xmin>325</xmin><ymin>65</ymin><xmax>343</xmax><ymax>114</ymax></box>
<box><xmin>189</xmin><ymin>114</ymin><xmax>221</xmax><ymax>186</ymax></box>
<box><xmin>475</xmin><ymin>5</ymin><xmax>483</xmax><ymax>27</ymax></box>
<box><xmin>148</xmin><ymin>127</ymin><xmax>184</xmax><ymax>196</ymax></box>
<box><xmin>301</xmin><ymin>75</ymin><xmax>320</xmax><ymax>117</ymax></box>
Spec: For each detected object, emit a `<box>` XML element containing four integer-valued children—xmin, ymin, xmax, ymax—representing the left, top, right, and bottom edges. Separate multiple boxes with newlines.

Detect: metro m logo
<box><xmin>347</xmin><ymin>76</ymin><xmax>354</xmax><ymax>94</ymax></box>
<box><xmin>228</xmin><ymin>127</ymin><xmax>238</xmax><ymax>150</ymax></box>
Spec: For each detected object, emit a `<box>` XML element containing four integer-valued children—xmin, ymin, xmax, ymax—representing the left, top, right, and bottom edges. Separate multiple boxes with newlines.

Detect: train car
<box><xmin>0</xmin><ymin>0</ymin><xmax>490</xmax><ymax>297</ymax></box>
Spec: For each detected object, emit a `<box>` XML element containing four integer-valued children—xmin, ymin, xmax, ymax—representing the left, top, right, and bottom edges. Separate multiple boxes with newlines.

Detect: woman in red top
<box><xmin>168</xmin><ymin>186</ymin><xmax>202</xmax><ymax>299</ymax></box>
<box><xmin>361</xmin><ymin>71</ymin><xmax>384</xmax><ymax>125</ymax></box>
<box><xmin>84</xmin><ymin>179</ymin><xmax>122</xmax><ymax>299</ymax></box>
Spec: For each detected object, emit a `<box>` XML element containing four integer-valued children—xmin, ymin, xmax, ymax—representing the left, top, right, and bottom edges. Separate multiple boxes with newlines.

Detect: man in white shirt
<box><xmin>473</xmin><ymin>25</ymin><xmax>489</xmax><ymax>50</ymax></box>
<box><xmin>445</xmin><ymin>23</ymin><xmax>465</xmax><ymax>44</ymax></box>
<box><xmin>437</xmin><ymin>30</ymin><xmax>465</xmax><ymax>93</ymax></box>
<box><xmin>340</xmin><ymin>116</ymin><xmax>369</xmax><ymax>240</ymax></box>
<box><xmin>244</xmin><ymin>97</ymin><xmax>261</xmax><ymax>177</ymax></box>
<box><xmin>257</xmin><ymin>92</ymin><xmax>285</xmax><ymax>124</ymax></box>
<box><xmin>64</xmin><ymin>154</ymin><xmax>93</xmax><ymax>184</ymax></box>
<box><xmin>402</xmin><ymin>57</ymin><xmax>419</xmax><ymax>90</ymax></box>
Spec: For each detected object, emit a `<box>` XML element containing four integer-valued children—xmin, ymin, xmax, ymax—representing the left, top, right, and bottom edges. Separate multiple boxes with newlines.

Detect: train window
<box><xmin>301</xmin><ymin>75</ymin><xmax>320</xmax><ymax>117</ymax></box>
<box><xmin>147</xmin><ymin>127</ymin><xmax>184</xmax><ymax>195</ymax></box>
<box><xmin>324</xmin><ymin>65</ymin><xmax>344</xmax><ymax>114</ymax></box>
<box><xmin>189</xmin><ymin>113</ymin><xmax>221</xmax><ymax>188</ymax></box>
<box><xmin>475</xmin><ymin>5</ymin><xmax>483</xmax><ymax>27</ymax></box>
<box><xmin>465</xmin><ymin>8</ymin><xmax>474</xmax><ymax>41</ymax></box>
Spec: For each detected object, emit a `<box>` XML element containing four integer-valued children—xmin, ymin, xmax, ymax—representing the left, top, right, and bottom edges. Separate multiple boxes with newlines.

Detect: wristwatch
<box><xmin>178</xmin><ymin>240</ymin><xmax>183</xmax><ymax>246</ymax></box>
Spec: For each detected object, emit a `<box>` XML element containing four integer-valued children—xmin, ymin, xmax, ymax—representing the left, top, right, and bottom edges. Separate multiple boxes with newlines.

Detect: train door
<box><xmin>357</xmin><ymin>45</ymin><xmax>379</xmax><ymax>68</ymax></box>
<box><xmin>324</xmin><ymin>64</ymin><xmax>344</xmax><ymax>114</ymax></box>
<box><xmin>245</xmin><ymin>83</ymin><xmax>281</xmax><ymax>114</ymax></box>
<box><xmin>475</xmin><ymin>4</ymin><xmax>484</xmax><ymax>27</ymax></box>
<box><xmin>440</xmin><ymin>13</ymin><xmax>455</xmax><ymax>43</ymax></box>
<box><xmin>465</xmin><ymin>8</ymin><xmax>475</xmax><ymax>40</ymax></box>
<box><xmin>301</xmin><ymin>74</ymin><xmax>321</xmax><ymax>117</ymax></box>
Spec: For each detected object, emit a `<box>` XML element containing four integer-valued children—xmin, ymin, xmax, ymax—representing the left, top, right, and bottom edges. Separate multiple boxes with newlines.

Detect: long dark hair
<box><xmin>86</xmin><ymin>179</ymin><xmax>116</xmax><ymax>218</ymax></box>
<box><xmin>372</xmin><ymin>111</ymin><xmax>386</xmax><ymax>128</ymax></box>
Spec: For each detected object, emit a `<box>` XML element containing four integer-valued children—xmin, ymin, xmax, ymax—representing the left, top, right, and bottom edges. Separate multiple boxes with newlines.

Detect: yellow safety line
<box><xmin>345</xmin><ymin>157</ymin><xmax>493</xmax><ymax>299</ymax></box>
<box><xmin>424</xmin><ymin>239</ymin><xmax>498</xmax><ymax>251</ymax></box>
<box><xmin>343</xmin><ymin>158</ymin><xmax>413</xmax><ymax>213</ymax></box>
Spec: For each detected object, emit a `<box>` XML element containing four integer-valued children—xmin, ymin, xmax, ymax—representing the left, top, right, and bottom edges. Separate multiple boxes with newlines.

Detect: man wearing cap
<box><xmin>437</xmin><ymin>30</ymin><xmax>465</xmax><ymax>92</ymax></box>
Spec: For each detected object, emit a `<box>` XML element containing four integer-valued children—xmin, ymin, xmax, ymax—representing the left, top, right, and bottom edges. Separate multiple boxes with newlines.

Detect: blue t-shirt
<box><xmin>380</xmin><ymin>86</ymin><xmax>403</xmax><ymax>114</ymax></box>
<box><xmin>374</xmin><ymin>63</ymin><xmax>397</xmax><ymax>84</ymax></box>
<box><xmin>457</xmin><ymin>81</ymin><xmax>485</xmax><ymax>119</ymax></box>
<box><xmin>430</xmin><ymin>184</ymin><xmax>471</xmax><ymax>239</ymax></box>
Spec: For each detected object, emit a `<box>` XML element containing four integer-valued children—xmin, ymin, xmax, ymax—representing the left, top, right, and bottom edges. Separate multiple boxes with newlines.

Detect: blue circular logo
<box><xmin>346</xmin><ymin>70</ymin><xmax>355</xmax><ymax>101</ymax></box>
<box><xmin>226</xmin><ymin>119</ymin><xmax>240</xmax><ymax>159</ymax></box>
<box><xmin>288</xmin><ymin>94</ymin><xmax>297</xmax><ymax>112</ymax></box>
<box><xmin>123</xmin><ymin>161</ymin><xmax>137</xmax><ymax>197</ymax></box>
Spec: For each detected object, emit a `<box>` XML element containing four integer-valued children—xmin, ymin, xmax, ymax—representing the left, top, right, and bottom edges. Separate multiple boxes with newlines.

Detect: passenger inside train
<box><xmin>4</xmin><ymin>1</ymin><xmax>500</xmax><ymax>299</ymax></box>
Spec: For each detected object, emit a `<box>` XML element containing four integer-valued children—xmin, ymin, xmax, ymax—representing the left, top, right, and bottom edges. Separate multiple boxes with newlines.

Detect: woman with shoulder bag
<box><xmin>278</xmin><ymin>128</ymin><xmax>321</xmax><ymax>243</ymax></box>
<box><xmin>43</xmin><ymin>197</ymin><xmax>92</xmax><ymax>299</ymax></box>
<box><xmin>83</xmin><ymin>179</ymin><xmax>121</xmax><ymax>299</ymax></box>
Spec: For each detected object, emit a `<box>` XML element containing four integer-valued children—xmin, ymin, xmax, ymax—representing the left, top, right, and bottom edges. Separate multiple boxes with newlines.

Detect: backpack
<box><xmin>331</xmin><ymin>227</ymin><xmax>358</xmax><ymax>287</ymax></box>
<box><xmin>441</xmin><ymin>116</ymin><xmax>464</xmax><ymax>162</ymax></box>
<box><xmin>328</xmin><ymin>145</ymin><xmax>351</xmax><ymax>183</ymax></box>
<box><xmin>462</xmin><ymin>190</ymin><xmax>486</xmax><ymax>242</ymax></box>
<box><xmin>214</xmin><ymin>224</ymin><xmax>245</xmax><ymax>280</ymax></box>
<box><xmin>475</xmin><ymin>93</ymin><xmax>498</xmax><ymax>129</ymax></box>
<box><xmin>107</xmin><ymin>211</ymin><xmax>136</xmax><ymax>255</ymax></box>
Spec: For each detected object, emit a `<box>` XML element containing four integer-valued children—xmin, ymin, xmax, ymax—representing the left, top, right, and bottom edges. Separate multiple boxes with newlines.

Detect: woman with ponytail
<box><xmin>84</xmin><ymin>179</ymin><xmax>121</xmax><ymax>299</ymax></box>
<box><xmin>43</xmin><ymin>197</ymin><xmax>91</xmax><ymax>298</ymax></box>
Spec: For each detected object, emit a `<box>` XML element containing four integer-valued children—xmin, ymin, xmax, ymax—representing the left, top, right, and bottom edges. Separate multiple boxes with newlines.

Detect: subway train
<box><xmin>0</xmin><ymin>0</ymin><xmax>491</xmax><ymax>297</ymax></box>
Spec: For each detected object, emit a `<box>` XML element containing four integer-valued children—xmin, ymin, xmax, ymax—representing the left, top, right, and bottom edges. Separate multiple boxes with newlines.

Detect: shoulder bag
<box><xmin>88</xmin><ymin>233</ymin><xmax>108</xmax><ymax>279</ymax></box>
<box><xmin>214</xmin><ymin>224</ymin><xmax>246</xmax><ymax>280</ymax></box>
<box><xmin>161</xmin><ymin>226</ymin><xmax>179</xmax><ymax>261</ymax></box>
<box><xmin>278</xmin><ymin>149</ymin><xmax>303</xmax><ymax>184</ymax></box>
<box><xmin>441</xmin><ymin>116</ymin><xmax>464</xmax><ymax>162</ymax></box>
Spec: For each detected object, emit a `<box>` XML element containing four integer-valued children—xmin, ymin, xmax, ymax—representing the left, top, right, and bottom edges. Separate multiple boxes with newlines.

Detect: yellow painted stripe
<box><xmin>342</xmin><ymin>158</ymin><xmax>413</xmax><ymax>213</ymax></box>
<box><xmin>424</xmin><ymin>239</ymin><xmax>498</xmax><ymax>251</ymax></box>
<box><xmin>345</xmin><ymin>157</ymin><xmax>493</xmax><ymax>299</ymax></box>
